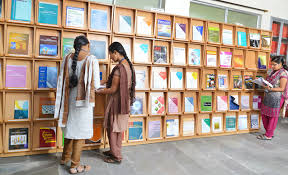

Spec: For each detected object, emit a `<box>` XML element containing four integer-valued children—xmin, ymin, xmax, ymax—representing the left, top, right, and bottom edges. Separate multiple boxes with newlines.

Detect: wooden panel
<box><xmin>32</xmin><ymin>121</ymin><xmax>56</xmax><ymax>150</ymax></box>
<box><xmin>245</xmin><ymin>50</ymin><xmax>257</xmax><ymax>69</ymax></box>
<box><xmin>33</xmin><ymin>92</ymin><xmax>55</xmax><ymax>120</ymax></box>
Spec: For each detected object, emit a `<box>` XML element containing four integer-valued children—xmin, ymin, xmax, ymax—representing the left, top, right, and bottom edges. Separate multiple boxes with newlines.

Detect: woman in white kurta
<box><xmin>54</xmin><ymin>35</ymin><xmax>100</xmax><ymax>174</ymax></box>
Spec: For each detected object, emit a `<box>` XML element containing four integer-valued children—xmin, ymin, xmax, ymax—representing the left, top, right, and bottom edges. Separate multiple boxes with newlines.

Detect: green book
<box><xmin>226</xmin><ymin>116</ymin><xmax>236</xmax><ymax>131</ymax></box>
<box><xmin>201</xmin><ymin>96</ymin><xmax>212</xmax><ymax>111</ymax></box>
<box><xmin>208</xmin><ymin>27</ymin><xmax>220</xmax><ymax>43</ymax></box>
<box><xmin>62</xmin><ymin>38</ymin><xmax>74</xmax><ymax>58</ymax></box>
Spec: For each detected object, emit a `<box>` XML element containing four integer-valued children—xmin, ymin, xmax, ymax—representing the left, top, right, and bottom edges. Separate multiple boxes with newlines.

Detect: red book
<box><xmin>280</xmin><ymin>44</ymin><xmax>287</xmax><ymax>55</ymax></box>
<box><xmin>272</xmin><ymin>23</ymin><xmax>280</xmax><ymax>37</ymax></box>
<box><xmin>39</xmin><ymin>127</ymin><xmax>56</xmax><ymax>148</ymax></box>
<box><xmin>282</xmin><ymin>25</ymin><xmax>288</xmax><ymax>38</ymax></box>
<box><xmin>271</xmin><ymin>41</ymin><xmax>278</xmax><ymax>54</ymax></box>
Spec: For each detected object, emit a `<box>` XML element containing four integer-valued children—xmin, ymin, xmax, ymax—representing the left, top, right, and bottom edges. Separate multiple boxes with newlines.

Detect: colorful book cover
<box><xmin>218</xmin><ymin>75</ymin><xmax>228</xmax><ymax>89</ymax></box>
<box><xmin>252</xmin><ymin>95</ymin><xmax>262</xmax><ymax>110</ymax></box>
<box><xmin>166</xmin><ymin>119</ymin><xmax>179</xmax><ymax>137</ymax></box>
<box><xmin>255</xmin><ymin>76</ymin><xmax>263</xmax><ymax>89</ymax></box>
<box><xmin>233</xmin><ymin>55</ymin><xmax>244</xmax><ymax>68</ymax></box>
<box><xmin>151</xmin><ymin>95</ymin><xmax>165</xmax><ymax>115</ymax></box>
<box><xmin>90</xmin><ymin>9</ymin><xmax>107</xmax><ymax>31</ymax></box>
<box><xmin>86</xmin><ymin>121</ymin><xmax>102</xmax><ymax>144</ymax></box>
<box><xmin>8</xmin><ymin>32</ymin><xmax>29</xmax><ymax>55</ymax></box>
<box><xmin>217</xmin><ymin>96</ymin><xmax>227</xmax><ymax>111</ymax></box>
<box><xmin>173</xmin><ymin>47</ymin><xmax>186</xmax><ymax>65</ymax></box>
<box><xmin>130</xmin><ymin>97</ymin><xmax>143</xmax><ymax>115</ymax></box>
<box><xmin>128</xmin><ymin>121</ymin><xmax>143</xmax><ymax>141</ymax></box>
<box><xmin>137</xmin><ymin>16</ymin><xmax>152</xmax><ymax>35</ymax></box>
<box><xmin>262</xmin><ymin>35</ymin><xmax>271</xmax><ymax>48</ymax></box>
<box><xmin>186</xmin><ymin>72</ymin><xmax>198</xmax><ymax>89</ymax></box>
<box><xmin>157</xmin><ymin>19</ymin><xmax>171</xmax><ymax>37</ymax></box>
<box><xmin>62</xmin><ymin>38</ymin><xmax>74</xmax><ymax>58</ymax></box>
<box><xmin>206</xmin><ymin>50</ymin><xmax>217</xmax><ymax>67</ymax></box>
<box><xmin>135</xmin><ymin>70</ymin><xmax>145</xmax><ymax>89</ymax></box>
<box><xmin>39</xmin><ymin>97</ymin><xmax>55</xmax><ymax>118</ymax></box>
<box><xmin>237</xmin><ymin>31</ymin><xmax>247</xmax><ymax>46</ymax></box>
<box><xmin>220</xmin><ymin>51</ymin><xmax>232</xmax><ymax>68</ymax></box>
<box><xmin>9</xmin><ymin>128</ymin><xmax>29</xmax><ymax>150</ymax></box>
<box><xmin>148</xmin><ymin>120</ymin><xmax>161</xmax><ymax>139</ymax></box>
<box><xmin>11</xmin><ymin>0</ymin><xmax>32</xmax><ymax>22</ymax></box>
<box><xmin>175</xmin><ymin>23</ymin><xmax>186</xmax><ymax>39</ymax></box>
<box><xmin>258</xmin><ymin>55</ymin><xmax>267</xmax><ymax>69</ymax></box>
<box><xmin>14</xmin><ymin>100</ymin><xmax>29</xmax><ymax>119</ymax></box>
<box><xmin>153</xmin><ymin>71</ymin><xmax>167</xmax><ymax>89</ymax></box>
<box><xmin>241</xmin><ymin>96</ymin><xmax>250</xmax><ymax>110</ymax></box>
<box><xmin>119</xmin><ymin>15</ymin><xmax>132</xmax><ymax>33</ymax></box>
<box><xmin>206</xmin><ymin>74</ymin><xmax>215</xmax><ymax>89</ymax></box>
<box><xmin>201</xmin><ymin>118</ymin><xmax>210</xmax><ymax>133</ymax></box>
<box><xmin>192</xmin><ymin>26</ymin><xmax>203</xmax><ymax>41</ymax></box>
<box><xmin>233</xmin><ymin>75</ymin><xmax>242</xmax><ymax>89</ymax></box>
<box><xmin>183</xmin><ymin>118</ymin><xmax>194</xmax><ymax>136</ymax></box>
<box><xmin>6</xmin><ymin>65</ymin><xmax>27</xmax><ymax>88</ymax></box>
<box><xmin>38</xmin><ymin>67</ymin><xmax>58</xmax><ymax>88</ymax></box>
<box><xmin>222</xmin><ymin>29</ymin><xmax>233</xmax><ymax>45</ymax></box>
<box><xmin>249</xmin><ymin>33</ymin><xmax>260</xmax><ymax>48</ymax></box>
<box><xmin>39</xmin><ymin>127</ymin><xmax>56</xmax><ymax>148</ymax></box>
<box><xmin>201</xmin><ymin>96</ymin><xmax>212</xmax><ymax>112</ymax></box>
<box><xmin>185</xmin><ymin>97</ymin><xmax>194</xmax><ymax>112</ymax></box>
<box><xmin>134</xmin><ymin>43</ymin><xmax>148</xmax><ymax>63</ymax></box>
<box><xmin>251</xmin><ymin>114</ymin><xmax>259</xmax><ymax>129</ymax></box>
<box><xmin>66</xmin><ymin>6</ymin><xmax>84</xmax><ymax>28</ymax></box>
<box><xmin>39</xmin><ymin>35</ymin><xmax>58</xmax><ymax>56</ymax></box>
<box><xmin>168</xmin><ymin>97</ymin><xmax>178</xmax><ymax>113</ymax></box>
<box><xmin>188</xmin><ymin>48</ymin><xmax>201</xmax><ymax>66</ymax></box>
<box><xmin>38</xmin><ymin>2</ymin><xmax>58</xmax><ymax>25</ymax></box>
<box><xmin>244</xmin><ymin>75</ymin><xmax>253</xmax><ymax>89</ymax></box>
<box><xmin>170</xmin><ymin>72</ymin><xmax>183</xmax><ymax>89</ymax></box>
<box><xmin>229</xmin><ymin>95</ymin><xmax>239</xmax><ymax>110</ymax></box>
<box><xmin>208</xmin><ymin>27</ymin><xmax>220</xmax><ymax>43</ymax></box>
<box><xmin>226</xmin><ymin>116</ymin><xmax>236</xmax><ymax>131</ymax></box>
<box><xmin>90</xmin><ymin>40</ymin><xmax>106</xmax><ymax>59</ymax></box>
<box><xmin>238</xmin><ymin>115</ymin><xmax>248</xmax><ymax>130</ymax></box>
<box><xmin>154</xmin><ymin>46</ymin><xmax>167</xmax><ymax>64</ymax></box>
<box><xmin>212</xmin><ymin>117</ymin><xmax>222</xmax><ymax>132</ymax></box>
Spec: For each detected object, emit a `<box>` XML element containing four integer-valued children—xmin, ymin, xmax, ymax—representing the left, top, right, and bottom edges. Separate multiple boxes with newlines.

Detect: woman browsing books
<box><xmin>54</xmin><ymin>35</ymin><xmax>100</xmax><ymax>174</ymax></box>
<box><xmin>96</xmin><ymin>42</ymin><xmax>136</xmax><ymax>164</ymax></box>
<box><xmin>257</xmin><ymin>56</ymin><xmax>288</xmax><ymax>140</ymax></box>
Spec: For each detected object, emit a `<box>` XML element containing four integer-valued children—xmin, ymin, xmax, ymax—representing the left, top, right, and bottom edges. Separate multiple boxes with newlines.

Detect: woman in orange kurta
<box><xmin>96</xmin><ymin>42</ymin><xmax>135</xmax><ymax>164</ymax></box>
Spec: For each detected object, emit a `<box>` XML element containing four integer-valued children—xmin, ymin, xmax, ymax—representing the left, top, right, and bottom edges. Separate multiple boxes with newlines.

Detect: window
<box><xmin>227</xmin><ymin>10</ymin><xmax>258</xmax><ymax>28</ymax></box>
<box><xmin>116</xmin><ymin>0</ymin><xmax>164</xmax><ymax>10</ymax></box>
<box><xmin>271</xmin><ymin>18</ymin><xmax>288</xmax><ymax>60</ymax></box>
<box><xmin>189</xmin><ymin>2</ymin><xmax>225</xmax><ymax>22</ymax></box>
<box><xmin>89</xmin><ymin>0</ymin><xmax>114</xmax><ymax>4</ymax></box>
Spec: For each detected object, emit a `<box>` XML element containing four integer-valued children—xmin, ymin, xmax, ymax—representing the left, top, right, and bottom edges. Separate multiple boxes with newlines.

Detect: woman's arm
<box><xmin>266</xmin><ymin>78</ymin><xmax>288</xmax><ymax>92</ymax></box>
<box><xmin>96</xmin><ymin>75</ymin><xmax>120</xmax><ymax>94</ymax></box>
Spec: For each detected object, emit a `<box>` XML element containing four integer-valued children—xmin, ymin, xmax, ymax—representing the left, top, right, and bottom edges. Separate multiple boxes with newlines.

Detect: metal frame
<box><xmin>113</xmin><ymin>0</ymin><xmax>165</xmax><ymax>9</ymax></box>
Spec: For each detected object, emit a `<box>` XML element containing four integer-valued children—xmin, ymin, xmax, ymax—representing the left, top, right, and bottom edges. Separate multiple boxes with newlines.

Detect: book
<box><xmin>192</xmin><ymin>26</ymin><xmax>203</xmax><ymax>41</ymax></box>
<box><xmin>226</xmin><ymin>115</ymin><xmax>236</xmax><ymax>131</ymax></box>
<box><xmin>208</xmin><ymin>27</ymin><xmax>220</xmax><ymax>43</ymax></box>
<box><xmin>128</xmin><ymin>121</ymin><xmax>143</xmax><ymax>141</ymax></box>
<box><xmin>218</xmin><ymin>74</ymin><xmax>228</xmax><ymax>89</ymax></box>
<box><xmin>184</xmin><ymin>97</ymin><xmax>194</xmax><ymax>112</ymax></box>
<box><xmin>168</xmin><ymin>97</ymin><xmax>178</xmax><ymax>113</ymax></box>
<box><xmin>258</xmin><ymin>55</ymin><xmax>267</xmax><ymax>69</ymax></box>
<box><xmin>212</xmin><ymin>117</ymin><xmax>222</xmax><ymax>132</ymax></box>
<box><xmin>62</xmin><ymin>38</ymin><xmax>74</xmax><ymax>58</ymax></box>
<box><xmin>206</xmin><ymin>51</ymin><xmax>217</xmax><ymax>67</ymax></box>
<box><xmin>186</xmin><ymin>72</ymin><xmax>198</xmax><ymax>89</ymax></box>
<box><xmin>130</xmin><ymin>97</ymin><xmax>143</xmax><ymax>115</ymax></box>
<box><xmin>153</xmin><ymin>70</ymin><xmax>167</xmax><ymax>89</ymax></box>
<box><xmin>206</xmin><ymin>74</ymin><xmax>215</xmax><ymax>89</ymax></box>
<box><xmin>237</xmin><ymin>31</ymin><xmax>247</xmax><ymax>46</ymax></box>
<box><xmin>201</xmin><ymin>118</ymin><xmax>210</xmax><ymax>133</ymax></box>
<box><xmin>119</xmin><ymin>15</ymin><xmax>132</xmax><ymax>33</ymax></box>
<box><xmin>254</xmin><ymin>76</ymin><xmax>264</xmax><ymax>89</ymax></box>
<box><xmin>251</xmin><ymin>114</ymin><xmax>259</xmax><ymax>129</ymax></box>
<box><xmin>39</xmin><ymin>35</ymin><xmax>58</xmax><ymax>56</ymax></box>
<box><xmin>157</xmin><ymin>19</ymin><xmax>171</xmax><ymax>37</ymax></box>
<box><xmin>229</xmin><ymin>95</ymin><xmax>239</xmax><ymax>110</ymax></box>
<box><xmin>154</xmin><ymin>46</ymin><xmax>167</xmax><ymax>64</ymax></box>
<box><xmin>38</xmin><ymin>67</ymin><xmax>58</xmax><ymax>88</ymax></box>
<box><xmin>137</xmin><ymin>16</ymin><xmax>152</xmax><ymax>36</ymax></box>
<box><xmin>244</xmin><ymin>75</ymin><xmax>253</xmax><ymax>89</ymax></box>
<box><xmin>222</xmin><ymin>29</ymin><xmax>233</xmax><ymax>45</ymax></box>
<box><xmin>66</xmin><ymin>6</ymin><xmax>84</xmax><ymax>28</ymax></box>
<box><xmin>134</xmin><ymin>43</ymin><xmax>149</xmax><ymax>63</ymax></box>
<box><xmin>11</xmin><ymin>0</ymin><xmax>32</xmax><ymax>22</ymax></box>
<box><xmin>238</xmin><ymin>115</ymin><xmax>248</xmax><ymax>130</ymax></box>
<box><xmin>252</xmin><ymin>95</ymin><xmax>262</xmax><ymax>110</ymax></box>
<box><xmin>249</xmin><ymin>33</ymin><xmax>260</xmax><ymax>48</ymax></box>
<box><xmin>261</xmin><ymin>35</ymin><xmax>271</xmax><ymax>48</ymax></box>
<box><xmin>8</xmin><ymin>32</ymin><xmax>29</xmax><ymax>55</ymax></box>
<box><xmin>173</xmin><ymin>47</ymin><xmax>185</xmax><ymax>65</ymax></box>
<box><xmin>182</xmin><ymin>118</ymin><xmax>195</xmax><ymax>136</ymax></box>
<box><xmin>122</xmin><ymin>43</ymin><xmax>131</xmax><ymax>59</ymax></box>
<box><xmin>151</xmin><ymin>95</ymin><xmax>165</xmax><ymax>115</ymax></box>
<box><xmin>175</xmin><ymin>23</ymin><xmax>186</xmax><ymax>39</ymax></box>
<box><xmin>217</xmin><ymin>96</ymin><xmax>228</xmax><ymax>111</ymax></box>
<box><xmin>201</xmin><ymin>96</ymin><xmax>212</xmax><ymax>112</ymax></box>
<box><xmin>6</xmin><ymin>65</ymin><xmax>27</xmax><ymax>88</ymax></box>
<box><xmin>148</xmin><ymin>120</ymin><xmax>161</xmax><ymax>139</ymax></box>
<box><xmin>253</xmin><ymin>77</ymin><xmax>272</xmax><ymax>88</ymax></box>
<box><xmin>39</xmin><ymin>97</ymin><xmax>55</xmax><ymax>118</ymax></box>
<box><xmin>14</xmin><ymin>100</ymin><xmax>29</xmax><ymax>119</ymax></box>
<box><xmin>166</xmin><ymin>119</ymin><xmax>179</xmax><ymax>137</ymax></box>
<box><xmin>90</xmin><ymin>40</ymin><xmax>106</xmax><ymax>60</ymax></box>
<box><xmin>38</xmin><ymin>2</ymin><xmax>58</xmax><ymax>25</ymax></box>
<box><xmin>233</xmin><ymin>75</ymin><xmax>242</xmax><ymax>89</ymax></box>
<box><xmin>9</xmin><ymin>128</ymin><xmax>29</xmax><ymax>150</ymax></box>
<box><xmin>241</xmin><ymin>96</ymin><xmax>250</xmax><ymax>110</ymax></box>
<box><xmin>280</xmin><ymin>43</ymin><xmax>288</xmax><ymax>55</ymax></box>
<box><xmin>233</xmin><ymin>55</ymin><xmax>244</xmax><ymax>68</ymax></box>
<box><xmin>135</xmin><ymin>70</ymin><xmax>146</xmax><ymax>89</ymax></box>
<box><xmin>39</xmin><ymin>127</ymin><xmax>56</xmax><ymax>148</ymax></box>
<box><xmin>220</xmin><ymin>51</ymin><xmax>232</xmax><ymax>68</ymax></box>
<box><xmin>170</xmin><ymin>72</ymin><xmax>183</xmax><ymax>89</ymax></box>
<box><xmin>188</xmin><ymin>48</ymin><xmax>201</xmax><ymax>66</ymax></box>
<box><xmin>90</xmin><ymin>9</ymin><xmax>107</xmax><ymax>31</ymax></box>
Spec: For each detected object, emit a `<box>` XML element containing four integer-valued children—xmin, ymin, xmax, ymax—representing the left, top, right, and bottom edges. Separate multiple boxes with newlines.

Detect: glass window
<box><xmin>227</xmin><ymin>10</ymin><xmax>258</xmax><ymax>28</ymax></box>
<box><xmin>189</xmin><ymin>2</ymin><xmax>225</xmax><ymax>22</ymax></box>
<box><xmin>89</xmin><ymin>0</ymin><xmax>113</xmax><ymax>4</ymax></box>
<box><xmin>116</xmin><ymin>0</ymin><xmax>162</xmax><ymax>10</ymax></box>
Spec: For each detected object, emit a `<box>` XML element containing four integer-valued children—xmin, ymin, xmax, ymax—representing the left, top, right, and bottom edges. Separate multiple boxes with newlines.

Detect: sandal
<box><xmin>103</xmin><ymin>150</ymin><xmax>113</xmax><ymax>157</ymax></box>
<box><xmin>257</xmin><ymin>134</ymin><xmax>272</xmax><ymax>140</ymax></box>
<box><xmin>69</xmin><ymin>165</ymin><xmax>91</xmax><ymax>174</ymax></box>
<box><xmin>103</xmin><ymin>156</ymin><xmax>122</xmax><ymax>164</ymax></box>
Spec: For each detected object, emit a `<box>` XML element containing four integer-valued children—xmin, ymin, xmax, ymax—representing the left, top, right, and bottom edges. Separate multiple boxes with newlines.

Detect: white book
<box><xmin>217</xmin><ymin>96</ymin><xmax>228</xmax><ymax>111</ymax></box>
<box><xmin>184</xmin><ymin>97</ymin><xmax>194</xmax><ymax>112</ymax></box>
<box><xmin>134</xmin><ymin>43</ymin><xmax>149</xmax><ymax>63</ymax></box>
<box><xmin>183</xmin><ymin>118</ymin><xmax>194</xmax><ymax>136</ymax></box>
<box><xmin>193</xmin><ymin>26</ymin><xmax>203</xmax><ymax>41</ymax></box>
<box><xmin>238</xmin><ymin>115</ymin><xmax>248</xmax><ymax>130</ymax></box>
<box><xmin>66</xmin><ymin>7</ymin><xmax>84</xmax><ymax>28</ymax></box>
<box><xmin>137</xmin><ymin>16</ymin><xmax>151</xmax><ymax>36</ymax></box>
<box><xmin>135</xmin><ymin>70</ymin><xmax>146</xmax><ymax>89</ymax></box>
<box><xmin>166</xmin><ymin>119</ymin><xmax>179</xmax><ymax>137</ymax></box>
<box><xmin>212</xmin><ymin>116</ymin><xmax>223</xmax><ymax>133</ymax></box>
<box><xmin>186</xmin><ymin>72</ymin><xmax>198</xmax><ymax>89</ymax></box>
<box><xmin>206</xmin><ymin>51</ymin><xmax>217</xmax><ymax>67</ymax></box>
<box><xmin>251</xmin><ymin>114</ymin><xmax>259</xmax><ymax>129</ymax></box>
<box><xmin>222</xmin><ymin>29</ymin><xmax>233</xmax><ymax>45</ymax></box>
<box><xmin>252</xmin><ymin>77</ymin><xmax>272</xmax><ymax>88</ymax></box>
<box><xmin>173</xmin><ymin>47</ymin><xmax>186</xmax><ymax>65</ymax></box>
<box><xmin>119</xmin><ymin>15</ymin><xmax>132</xmax><ymax>33</ymax></box>
<box><xmin>201</xmin><ymin>119</ymin><xmax>210</xmax><ymax>133</ymax></box>
<box><xmin>241</xmin><ymin>96</ymin><xmax>250</xmax><ymax>110</ymax></box>
<box><xmin>175</xmin><ymin>23</ymin><xmax>186</xmax><ymax>39</ymax></box>
<box><xmin>153</xmin><ymin>71</ymin><xmax>167</xmax><ymax>89</ymax></box>
<box><xmin>170</xmin><ymin>71</ymin><xmax>183</xmax><ymax>89</ymax></box>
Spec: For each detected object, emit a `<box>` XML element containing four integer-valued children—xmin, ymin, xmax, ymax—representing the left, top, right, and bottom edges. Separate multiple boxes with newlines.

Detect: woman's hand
<box><xmin>100</xmin><ymin>80</ymin><xmax>107</xmax><ymax>85</ymax></box>
<box><xmin>264</xmin><ymin>85</ymin><xmax>272</xmax><ymax>91</ymax></box>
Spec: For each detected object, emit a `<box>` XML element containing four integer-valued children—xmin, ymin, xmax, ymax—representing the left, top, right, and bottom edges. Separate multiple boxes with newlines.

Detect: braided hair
<box><xmin>69</xmin><ymin>35</ymin><xmax>89</xmax><ymax>88</ymax></box>
<box><xmin>107</xmin><ymin>42</ymin><xmax>136</xmax><ymax>104</ymax></box>
<box><xmin>271</xmin><ymin>56</ymin><xmax>288</xmax><ymax>71</ymax></box>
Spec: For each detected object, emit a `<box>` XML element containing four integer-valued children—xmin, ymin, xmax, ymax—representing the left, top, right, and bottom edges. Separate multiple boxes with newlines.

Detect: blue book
<box><xmin>100</xmin><ymin>72</ymin><xmax>103</xmax><ymax>81</ymax></box>
<box><xmin>90</xmin><ymin>40</ymin><xmax>106</xmax><ymax>59</ymax></box>
<box><xmin>128</xmin><ymin>121</ymin><xmax>143</xmax><ymax>141</ymax></box>
<box><xmin>38</xmin><ymin>67</ymin><xmax>48</xmax><ymax>88</ymax></box>
<box><xmin>14</xmin><ymin>100</ymin><xmax>29</xmax><ymax>119</ymax></box>
<box><xmin>90</xmin><ymin>9</ymin><xmax>107</xmax><ymax>31</ymax></box>
<box><xmin>38</xmin><ymin>67</ymin><xmax>57</xmax><ymax>88</ymax></box>
<box><xmin>11</xmin><ymin>0</ymin><xmax>32</xmax><ymax>22</ymax></box>
<box><xmin>237</xmin><ymin>31</ymin><xmax>247</xmax><ymax>46</ymax></box>
<box><xmin>229</xmin><ymin>96</ymin><xmax>239</xmax><ymax>110</ymax></box>
<box><xmin>38</xmin><ymin>2</ymin><xmax>58</xmax><ymax>25</ymax></box>
<box><xmin>157</xmin><ymin>19</ymin><xmax>171</xmax><ymax>37</ymax></box>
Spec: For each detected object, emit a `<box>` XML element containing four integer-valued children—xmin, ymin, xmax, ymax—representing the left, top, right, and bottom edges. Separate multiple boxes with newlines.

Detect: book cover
<box><xmin>251</xmin><ymin>114</ymin><xmax>259</xmax><ymax>129</ymax></box>
<box><xmin>135</xmin><ymin>70</ymin><xmax>145</xmax><ymax>89</ymax></box>
<box><xmin>226</xmin><ymin>116</ymin><xmax>236</xmax><ymax>131</ymax></box>
<box><xmin>8</xmin><ymin>32</ymin><xmax>29</xmax><ymax>55</ymax></box>
<box><xmin>122</xmin><ymin>43</ymin><xmax>131</xmax><ymax>59</ymax></box>
<box><xmin>137</xmin><ymin>16</ymin><xmax>152</xmax><ymax>35</ymax></box>
<box><xmin>166</xmin><ymin>119</ymin><xmax>179</xmax><ymax>137</ymax></box>
<box><xmin>201</xmin><ymin>118</ymin><xmax>210</xmax><ymax>133</ymax></box>
<box><xmin>249</xmin><ymin>33</ymin><xmax>260</xmax><ymax>48</ymax></box>
<box><xmin>39</xmin><ymin>97</ymin><xmax>55</xmax><ymax>118</ymax></box>
<box><xmin>154</xmin><ymin>46</ymin><xmax>167</xmax><ymax>64</ymax></box>
<box><xmin>9</xmin><ymin>128</ymin><xmax>28</xmax><ymax>150</ymax></box>
<box><xmin>258</xmin><ymin>55</ymin><xmax>267</xmax><ymax>69</ymax></box>
<box><xmin>90</xmin><ymin>9</ymin><xmax>107</xmax><ymax>31</ymax></box>
<box><xmin>90</xmin><ymin>40</ymin><xmax>106</xmax><ymax>60</ymax></box>
<box><xmin>38</xmin><ymin>2</ymin><xmax>58</xmax><ymax>25</ymax></box>
<box><xmin>217</xmin><ymin>96</ymin><xmax>228</xmax><ymax>111</ymax></box>
<box><xmin>11</xmin><ymin>0</ymin><xmax>32</xmax><ymax>22</ymax></box>
<box><xmin>222</xmin><ymin>29</ymin><xmax>233</xmax><ymax>45</ymax></box>
<box><xmin>14</xmin><ymin>100</ymin><xmax>29</xmax><ymax>119</ymax></box>
<box><xmin>238</xmin><ymin>115</ymin><xmax>248</xmax><ymax>130</ymax></box>
<box><xmin>184</xmin><ymin>97</ymin><xmax>194</xmax><ymax>112</ymax></box>
<box><xmin>206</xmin><ymin>74</ymin><xmax>215</xmax><ymax>89</ymax></box>
<box><xmin>237</xmin><ymin>31</ymin><xmax>247</xmax><ymax>46</ymax></box>
<box><xmin>62</xmin><ymin>38</ymin><xmax>74</xmax><ymax>58</ymax></box>
<box><xmin>168</xmin><ymin>97</ymin><xmax>178</xmax><ymax>113</ymax></box>
<box><xmin>130</xmin><ymin>97</ymin><xmax>143</xmax><ymax>115</ymax></box>
<box><xmin>38</xmin><ymin>67</ymin><xmax>58</xmax><ymax>88</ymax></box>
<box><xmin>261</xmin><ymin>35</ymin><xmax>271</xmax><ymax>48</ymax></box>
<box><xmin>229</xmin><ymin>95</ymin><xmax>239</xmax><ymax>110</ymax></box>
<box><xmin>157</xmin><ymin>19</ymin><xmax>171</xmax><ymax>37</ymax></box>
<box><xmin>186</xmin><ymin>72</ymin><xmax>198</xmax><ymax>89</ymax></box>
<box><xmin>153</xmin><ymin>71</ymin><xmax>167</xmax><ymax>89</ymax></box>
<box><xmin>206</xmin><ymin>50</ymin><xmax>217</xmax><ymax>67</ymax></box>
<box><xmin>254</xmin><ymin>76</ymin><xmax>263</xmax><ymax>89</ymax></box>
<box><xmin>119</xmin><ymin>15</ymin><xmax>132</xmax><ymax>33</ymax></box>
<box><xmin>218</xmin><ymin>74</ymin><xmax>228</xmax><ymax>89</ymax></box>
<box><xmin>208</xmin><ymin>27</ymin><xmax>220</xmax><ymax>43</ymax></box>
<box><xmin>86</xmin><ymin>121</ymin><xmax>102</xmax><ymax>144</ymax></box>
<box><xmin>280</xmin><ymin>43</ymin><xmax>288</xmax><ymax>55</ymax></box>
<box><xmin>175</xmin><ymin>23</ymin><xmax>186</xmax><ymax>39</ymax></box>
<box><xmin>244</xmin><ymin>75</ymin><xmax>253</xmax><ymax>89</ymax></box>
<box><xmin>241</xmin><ymin>96</ymin><xmax>250</xmax><ymax>110</ymax></box>
<box><xmin>212</xmin><ymin>117</ymin><xmax>222</xmax><ymax>132</ymax></box>
<box><xmin>170</xmin><ymin>72</ymin><xmax>183</xmax><ymax>89</ymax></box>
<box><xmin>220</xmin><ymin>51</ymin><xmax>232</xmax><ymax>68</ymax></box>
<box><xmin>151</xmin><ymin>95</ymin><xmax>165</xmax><ymax>115</ymax></box>
<box><xmin>66</xmin><ymin>6</ymin><xmax>84</xmax><ymax>28</ymax></box>
<box><xmin>188</xmin><ymin>48</ymin><xmax>201</xmax><ymax>66</ymax></box>
<box><xmin>233</xmin><ymin>55</ymin><xmax>244</xmax><ymax>68</ymax></box>
<box><xmin>252</xmin><ymin>95</ymin><xmax>262</xmax><ymax>110</ymax></box>
<box><xmin>201</xmin><ymin>96</ymin><xmax>212</xmax><ymax>112</ymax></box>
<box><xmin>134</xmin><ymin>43</ymin><xmax>149</xmax><ymax>63</ymax></box>
<box><xmin>173</xmin><ymin>47</ymin><xmax>185</xmax><ymax>65</ymax></box>
<box><xmin>233</xmin><ymin>75</ymin><xmax>242</xmax><ymax>89</ymax></box>
<box><xmin>39</xmin><ymin>35</ymin><xmax>58</xmax><ymax>56</ymax></box>
<box><xmin>128</xmin><ymin>121</ymin><xmax>143</xmax><ymax>141</ymax></box>
<box><xmin>148</xmin><ymin>120</ymin><xmax>161</xmax><ymax>139</ymax></box>
<box><xmin>6</xmin><ymin>65</ymin><xmax>27</xmax><ymax>88</ymax></box>
<box><xmin>39</xmin><ymin>127</ymin><xmax>56</xmax><ymax>148</ymax></box>
<box><xmin>192</xmin><ymin>26</ymin><xmax>203</xmax><ymax>41</ymax></box>
<box><xmin>183</xmin><ymin>118</ymin><xmax>194</xmax><ymax>136</ymax></box>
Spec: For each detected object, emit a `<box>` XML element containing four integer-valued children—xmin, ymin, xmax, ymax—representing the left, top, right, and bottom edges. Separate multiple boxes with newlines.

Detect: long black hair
<box><xmin>271</xmin><ymin>56</ymin><xmax>288</xmax><ymax>71</ymax></box>
<box><xmin>69</xmin><ymin>35</ymin><xmax>89</xmax><ymax>88</ymax></box>
<box><xmin>107</xmin><ymin>42</ymin><xmax>136</xmax><ymax>104</ymax></box>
